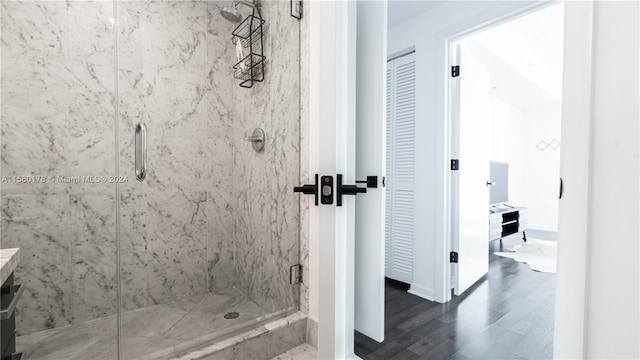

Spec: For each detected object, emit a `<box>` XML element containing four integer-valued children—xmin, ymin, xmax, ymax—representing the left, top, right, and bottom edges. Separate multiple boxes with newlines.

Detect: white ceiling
<box><xmin>388</xmin><ymin>1</ymin><xmax>564</xmax><ymax>108</ymax></box>
<box><xmin>466</xmin><ymin>40</ymin><xmax>560</xmax><ymax>108</ymax></box>
<box><xmin>387</xmin><ymin>0</ymin><xmax>444</xmax><ymax>28</ymax></box>
<box><xmin>462</xmin><ymin>3</ymin><xmax>565</xmax><ymax>108</ymax></box>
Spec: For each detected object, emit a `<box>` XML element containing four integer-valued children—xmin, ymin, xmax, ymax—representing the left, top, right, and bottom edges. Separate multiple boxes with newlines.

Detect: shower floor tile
<box><xmin>161</xmin><ymin>300</ymin><xmax>265</xmax><ymax>341</ymax></box>
<box><xmin>121</xmin><ymin>307</ymin><xmax>186</xmax><ymax>339</ymax></box>
<box><xmin>17</xmin><ymin>287</ymin><xmax>270</xmax><ymax>360</ymax></box>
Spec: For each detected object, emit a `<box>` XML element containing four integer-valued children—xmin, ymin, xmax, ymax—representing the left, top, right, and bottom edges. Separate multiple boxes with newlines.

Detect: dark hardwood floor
<box><xmin>355</xmin><ymin>231</ymin><xmax>556</xmax><ymax>360</ymax></box>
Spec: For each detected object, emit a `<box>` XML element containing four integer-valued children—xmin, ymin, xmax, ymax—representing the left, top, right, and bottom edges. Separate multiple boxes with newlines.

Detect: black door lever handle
<box><xmin>294</xmin><ymin>174</ymin><xmax>319</xmax><ymax>205</ymax></box>
<box><xmin>336</xmin><ymin>174</ymin><xmax>367</xmax><ymax>206</ymax></box>
<box><xmin>293</xmin><ymin>184</ymin><xmax>316</xmax><ymax>194</ymax></box>
<box><xmin>355</xmin><ymin>176</ymin><xmax>378</xmax><ymax>188</ymax></box>
<box><xmin>341</xmin><ymin>185</ymin><xmax>367</xmax><ymax>195</ymax></box>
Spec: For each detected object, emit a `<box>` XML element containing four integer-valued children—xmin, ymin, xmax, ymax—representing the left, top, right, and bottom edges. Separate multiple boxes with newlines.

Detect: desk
<box><xmin>489</xmin><ymin>205</ymin><xmax>528</xmax><ymax>242</ymax></box>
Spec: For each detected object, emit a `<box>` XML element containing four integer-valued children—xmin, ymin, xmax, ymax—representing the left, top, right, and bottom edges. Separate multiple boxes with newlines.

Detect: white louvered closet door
<box><xmin>385</xmin><ymin>53</ymin><xmax>416</xmax><ymax>283</ymax></box>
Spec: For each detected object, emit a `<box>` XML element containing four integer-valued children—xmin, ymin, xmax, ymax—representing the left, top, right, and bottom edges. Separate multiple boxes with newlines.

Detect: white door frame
<box><xmin>441</xmin><ymin>1</ymin><xmax>566</xmax><ymax>305</ymax></box>
<box><xmin>309</xmin><ymin>0</ymin><xmax>358</xmax><ymax>358</ymax></box>
<box><xmin>442</xmin><ymin>2</ymin><xmax>594</xmax><ymax>359</ymax></box>
<box><xmin>551</xmin><ymin>2</ymin><xmax>594</xmax><ymax>357</ymax></box>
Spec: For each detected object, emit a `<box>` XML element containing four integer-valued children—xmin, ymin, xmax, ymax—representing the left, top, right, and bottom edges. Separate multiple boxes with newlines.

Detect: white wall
<box><xmin>489</xmin><ymin>97</ymin><xmax>523</xmax><ymax>165</ymax></box>
<box><xmin>489</xmin><ymin>98</ymin><xmax>527</xmax><ymax>210</ymax></box>
<box><xmin>520</xmin><ymin>105</ymin><xmax>562</xmax><ymax>230</ymax></box>
<box><xmin>489</xmin><ymin>100</ymin><xmax>562</xmax><ymax>230</ymax></box>
<box><xmin>584</xmin><ymin>1</ymin><xmax>639</xmax><ymax>357</ymax></box>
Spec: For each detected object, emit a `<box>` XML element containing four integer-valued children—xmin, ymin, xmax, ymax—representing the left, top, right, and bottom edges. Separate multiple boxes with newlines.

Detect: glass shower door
<box><xmin>115</xmin><ymin>1</ymin><xmax>228</xmax><ymax>355</ymax></box>
<box><xmin>116</xmin><ymin>0</ymin><xmax>301</xmax><ymax>357</ymax></box>
<box><xmin>1</xmin><ymin>1</ymin><xmax>120</xmax><ymax>358</ymax></box>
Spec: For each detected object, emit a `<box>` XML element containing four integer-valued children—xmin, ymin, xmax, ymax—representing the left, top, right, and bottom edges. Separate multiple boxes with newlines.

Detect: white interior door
<box><xmin>452</xmin><ymin>41</ymin><xmax>491</xmax><ymax>296</ymax></box>
<box><xmin>354</xmin><ymin>0</ymin><xmax>387</xmax><ymax>343</ymax></box>
<box><xmin>385</xmin><ymin>53</ymin><xmax>416</xmax><ymax>284</ymax></box>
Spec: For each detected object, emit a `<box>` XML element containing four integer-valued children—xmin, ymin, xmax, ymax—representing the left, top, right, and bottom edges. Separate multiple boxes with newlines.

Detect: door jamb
<box><xmin>309</xmin><ymin>0</ymin><xmax>358</xmax><ymax>358</ymax></box>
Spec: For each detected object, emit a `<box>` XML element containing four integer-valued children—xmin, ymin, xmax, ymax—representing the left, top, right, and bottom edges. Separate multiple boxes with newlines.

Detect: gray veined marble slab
<box><xmin>165</xmin><ymin>311</ymin><xmax>307</xmax><ymax>360</ymax></box>
<box><xmin>270</xmin><ymin>343</ymin><xmax>318</xmax><ymax>360</ymax></box>
<box><xmin>0</xmin><ymin>247</ymin><xmax>20</xmax><ymax>284</ymax></box>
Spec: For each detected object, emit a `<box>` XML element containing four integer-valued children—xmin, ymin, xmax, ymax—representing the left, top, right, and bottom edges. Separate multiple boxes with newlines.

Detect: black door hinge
<box><xmin>450</xmin><ymin>251</ymin><xmax>459</xmax><ymax>263</ymax></box>
<box><xmin>451</xmin><ymin>65</ymin><xmax>460</xmax><ymax>77</ymax></box>
<box><xmin>451</xmin><ymin>159</ymin><xmax>459</xmax><ymax>171</ymax></box>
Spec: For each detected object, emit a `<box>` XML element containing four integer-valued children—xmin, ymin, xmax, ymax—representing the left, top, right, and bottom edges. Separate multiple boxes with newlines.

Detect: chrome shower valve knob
<box><xmin>247</xmin><ymin>128</ymin><xmax>265</xmax><ymax>152</ymax></box>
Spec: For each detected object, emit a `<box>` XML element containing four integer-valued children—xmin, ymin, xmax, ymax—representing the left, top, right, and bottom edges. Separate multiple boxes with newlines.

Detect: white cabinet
<box><xmin>488</xmin><ymin>206</ymin><xmax>528</xmax><ymax>241</ymax></box>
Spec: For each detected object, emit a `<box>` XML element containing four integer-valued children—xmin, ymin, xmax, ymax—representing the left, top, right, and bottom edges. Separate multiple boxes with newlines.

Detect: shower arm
<box><xmin>234</xmin><ymin>0</ymin><xmax>262</xmax><ymax>18</ymax></box>
<box><xmin>235</xmin><ymin>0</ymin><xmax>258</xmax><ymax>8</ymax></box>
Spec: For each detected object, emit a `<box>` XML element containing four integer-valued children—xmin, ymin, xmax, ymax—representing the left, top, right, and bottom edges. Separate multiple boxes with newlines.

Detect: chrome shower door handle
<box><xmin>135</xmin><ymin>123</ymin><xmax>147</xmax><ymax>181</ymax></box>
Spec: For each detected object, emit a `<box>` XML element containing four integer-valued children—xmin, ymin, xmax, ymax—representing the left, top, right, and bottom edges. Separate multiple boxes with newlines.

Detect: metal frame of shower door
<box><xmin>112</xmin><ymin>0</ymin><xmax>124</xmax><ymax>358</ymax></box>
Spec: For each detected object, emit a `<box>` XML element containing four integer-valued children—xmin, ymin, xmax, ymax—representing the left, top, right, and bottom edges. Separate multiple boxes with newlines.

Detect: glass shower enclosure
<box><xmin>0</xmin><ymin>0</ymin><xmax>301</xmax><ymax>358</ymax></box>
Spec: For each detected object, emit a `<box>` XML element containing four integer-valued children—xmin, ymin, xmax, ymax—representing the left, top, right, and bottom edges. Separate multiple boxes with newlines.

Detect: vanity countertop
<box><xmin>0</xmin><ymin>248</ymin><xmax>20</xmax><ymax>285</ymax></box>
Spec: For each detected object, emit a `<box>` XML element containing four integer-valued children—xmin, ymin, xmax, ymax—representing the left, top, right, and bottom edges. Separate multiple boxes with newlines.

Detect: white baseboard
<box><xmin>408</xmin><ymin>283</ymin><xmax>435</xmax><ymax>301</ymax></box>
<box><xmin>528</xmin><ymin>225</ymin><xmax>558</xmax><ymax>232</ymax></box>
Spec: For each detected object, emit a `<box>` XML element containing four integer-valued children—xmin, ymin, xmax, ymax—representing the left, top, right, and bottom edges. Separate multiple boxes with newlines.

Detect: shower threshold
<box><xmin>16</xmin><ymin>287</ymin><xmax>279</xmax><ymax>360</ymax></box>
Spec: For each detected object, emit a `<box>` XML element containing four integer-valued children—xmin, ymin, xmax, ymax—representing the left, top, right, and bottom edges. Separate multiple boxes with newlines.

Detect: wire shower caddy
<box><xmin>232</xmin><ymin>10</ymin><xmax>265</xmax><ymax>88</ymax></box>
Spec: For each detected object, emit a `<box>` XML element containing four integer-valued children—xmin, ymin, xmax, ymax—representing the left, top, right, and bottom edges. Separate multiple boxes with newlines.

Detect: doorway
<box><xmin>450</xmin><ymin>3</ymin><xmax>564</xmax><ymax>296</ymax></box>
<box><xmin>355</xmin><ymin>2</ymin><xmax>566</xmax><ymax>359</ymax></box>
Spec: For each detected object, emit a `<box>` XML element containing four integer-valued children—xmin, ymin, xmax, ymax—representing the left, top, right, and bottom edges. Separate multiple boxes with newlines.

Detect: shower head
<box><xmin>221</xmin><ymin>4</ymin><xmax>242</xmax><ymax>22</ymax></box>
<box><xmin>220</xmin><ymin>0</ymin><xmax>261</xmax><ymax>22</ymax></box>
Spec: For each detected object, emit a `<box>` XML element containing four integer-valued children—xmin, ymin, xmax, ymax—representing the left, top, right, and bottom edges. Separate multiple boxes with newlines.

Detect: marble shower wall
<box><xmin>1</xmin><ymin>0</ymin><xmax>118</xmax><ymax>335</ymax></box>
<box><xmin>232</xmin><ymin>0</ymin><xmax>301</xmax><ymax>314</ymax></box>
<box><xmin>0</xmin><ymin>0</ymin><xmax>239</xmax><ymax>335</ymax></box>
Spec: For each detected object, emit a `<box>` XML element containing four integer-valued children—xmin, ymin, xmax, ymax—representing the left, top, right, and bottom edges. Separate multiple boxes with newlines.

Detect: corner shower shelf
<box><xmin>232</xmin><ymin>14</ymin><xmax>265</xmax><ymax>88</ymax></box>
